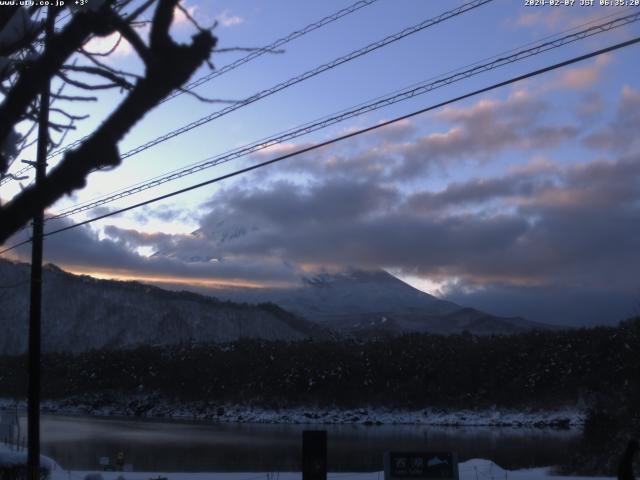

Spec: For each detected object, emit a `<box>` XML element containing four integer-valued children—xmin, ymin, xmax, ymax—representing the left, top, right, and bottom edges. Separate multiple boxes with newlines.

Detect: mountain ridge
<box><xmin>206</xmin><ymin>268</ymin><xmax>556</xmax><ymax>336</ymax></box>
<box><xmin>0</xmin><ymin>258</ymin><xmax>329</xmax><ymax>354</ymax></box>
<box><xmin>0</xmin><ymin>259</ymin><xmax>556</xmax><ymax>354</ymax></box>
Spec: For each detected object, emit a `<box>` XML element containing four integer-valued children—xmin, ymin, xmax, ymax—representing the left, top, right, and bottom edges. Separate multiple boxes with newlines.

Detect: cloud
<box><xmin>511</xmin><ymin>9</ymin><xmax>567</xmax><ymax>30</ymax></box>
<box><xmin>81</xmin><ymin>2</ymin><xmax>206</xmax><ymax>58</ymax></box>
<box><xmin>584</xmin><ymin>85</ymin><xmax>640</xmax><ymax>153</ymax></box>
<box><xmin>84</xmin><ymin>32</ymin><xmax>133</xmax><ymax>57</ymax></box>
<box><xmin>174</xmin><ymin>2</ymin><xmax>200</xmax><ymax>25</ymax></box>
<box><xmin>3</xmin><ymin>85</ymin><xmax>633</xmax><ymax>326</ymax></box>
<box><xmin>132</xmin><ymin>204</ymin><xmax>195</xmax><ymax>225</ymax></box>
<box><xmin>405</xmin><ymin>171</ymin><xmax>556</xmax><ymax>215</ymax></box>
<box><xmin>215</xmin><ymin>9</ymin><xmax>244</xmax><ymax>27</ymax></box>
<box><xmin>390</xmin><ymin>91</ymin><xmax>576</xmax><ymax>178</ymax></box>
<box><xmin>509</xmin><ymin>7</ymin><xmax>620</xmax><ymax>33</ymax></box>
<box><xmin>576</xmin><ymin>91</ymin><xmax>604</xmax><ymax>117</ymax></box>
<box><xmin>42</xmin><ymin>87</ymin><xmax>598</xmax><ymax>295</ymax></box>
<box><xmin>3</xmin><ymin>215</ymin><xmax>302</xmax><ymax>289</ymax></box>
<box><xmin>6</xmin><ymin>145</ymin><xmax>638</xmax><ymax>325</ymax></box>
<box><xmin>173</xmin><ymin>2</ymin><xmax>213</xmax><ymax>30</ymax></box>
<box><xmin>553</xmin><ymin>54</ymin><xmax>611</xmax><ymax>90</ymax></box>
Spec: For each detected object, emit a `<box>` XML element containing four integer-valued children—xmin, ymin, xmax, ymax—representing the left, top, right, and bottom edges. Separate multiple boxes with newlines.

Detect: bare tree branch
<box><xmin>80</xmin><ymin>47</ymin><xmax>142</xmax><ymax>80</ymax></box>
<box><xmin>111</xmin><ymin>16</ymin><xmax>150</xmax><ymax>62</ymax></box>
<box><xmin>61</xmin><ymin>64</ymin><xmax>135</xmax><ymax>90</ymax></box>
<box><xmin>178</xmin><ymin>87</ymin><xmax>242</xmax><ymax>104</ymax></box>
<box><xmin>49</xmin><ymin>108</ymin><xmax>90</xmax><ymax>121</ymax></box>
<box><xmin>56</xmin><ymin>70</ymin><xmax>128</xmax><ymax>91</ymax></box>
<box><xmin>51</xmin><ymin>93</ymin><xmax>98</xmax><ymax>102</ymax></box>
<box><xmin>0</xmin><ymin>2</ymin><xmax>119</xmax><ymax>148</ymax></box>
<box><xmin>0</xmin><ymin>0</ymin><xmax>216</xmax><ymax>242</ymax></box>
<box><xmin>0</xmin><ymin>8</ymin><xmax>45</xmax><ymax>57</ymax></box>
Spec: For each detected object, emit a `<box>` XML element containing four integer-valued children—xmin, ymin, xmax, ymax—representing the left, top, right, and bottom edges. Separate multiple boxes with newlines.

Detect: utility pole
<box><xmin>27</xmin><ymin>7</ymin><xmax>54</xmax><ymax>480</ymax></box>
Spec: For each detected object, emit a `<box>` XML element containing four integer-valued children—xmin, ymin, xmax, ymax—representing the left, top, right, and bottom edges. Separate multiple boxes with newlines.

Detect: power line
<box><xmin>0</xmin><ymin>165</ymin><xmax>31</xmax><ymax>186</ymax></box>
<box><xmin>162</xmin><ymin>0</ymin><xmax>381</xmax><ymax>103</ymax></box>
<box><xmin>2</xmin><ymin>35</ymin><xmax>638</xmax><ymax>256</ymax></box>
<box><xmin>1</xmin><ymin>0</ymin><xmax>381</xmax><ymax>186</ymax></box>
<box><xmin>44</xmin><ymin>0</ymin><xmax>495</xmax><ymax>161</ymax></box>
<box><xmin>7</xmin><ymin>7</ymin><xmax>635</xmax><ymax>198</ymax></box>
<box><xmin>43</xmin><ymin>11</ymin><xmax>640</xmax><ymax>223</ymax></box>
<box><xmin>4</xmin><ymin>5</ymin><xmax>632</xmax><ymax>192</ymax></box>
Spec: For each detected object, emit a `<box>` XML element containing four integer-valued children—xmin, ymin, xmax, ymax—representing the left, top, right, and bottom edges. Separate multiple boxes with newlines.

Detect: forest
<box><xmin>1</xmin><ymin>317</ymin><xmax>638</xmax><ymax>474</ymax></box>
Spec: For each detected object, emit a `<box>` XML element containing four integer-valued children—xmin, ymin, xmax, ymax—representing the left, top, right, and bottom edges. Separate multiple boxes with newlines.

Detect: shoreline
<box><xmin>0</xmin><ymin>398</ymin><xmax>584</xmax><ymax>427</ymax></box>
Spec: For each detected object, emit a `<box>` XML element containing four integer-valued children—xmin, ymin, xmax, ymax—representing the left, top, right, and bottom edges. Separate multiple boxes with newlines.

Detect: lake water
<box><xmin>11</xmin><ymin>415</ymin><xmax>580</xmax><ymax>472</ymax></box>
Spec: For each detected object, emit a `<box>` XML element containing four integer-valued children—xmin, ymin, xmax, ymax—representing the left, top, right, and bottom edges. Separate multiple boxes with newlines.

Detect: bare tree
<box><xmin>0</xmin><ymin>0</ymin><xmax>216</xmax><ymax>244</ymax></box>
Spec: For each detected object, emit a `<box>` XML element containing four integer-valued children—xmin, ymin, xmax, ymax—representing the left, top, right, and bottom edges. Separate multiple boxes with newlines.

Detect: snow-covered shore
<box><xmin>0</xmin><ymin>398</ymin><xmax>584</xmax><ymax>427</ymax></box>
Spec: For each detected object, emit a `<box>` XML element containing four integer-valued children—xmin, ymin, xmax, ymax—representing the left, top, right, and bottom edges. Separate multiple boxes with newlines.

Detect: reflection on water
<box><xmin>22</xmin><ymin>415</ymin><xmax>579</xmax><ymax>472</ymax></box>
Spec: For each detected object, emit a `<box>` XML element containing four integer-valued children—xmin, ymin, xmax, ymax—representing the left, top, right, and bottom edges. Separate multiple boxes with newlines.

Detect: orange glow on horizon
<box><xmin>59</xmin><ymin>265</ymin><xmax>295</xmax><ymax>290</ymax></box>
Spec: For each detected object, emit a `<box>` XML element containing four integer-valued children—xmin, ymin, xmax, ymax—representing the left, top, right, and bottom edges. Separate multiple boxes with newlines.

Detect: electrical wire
<box><xmin>42</xmin><ymin>10</ymin><xmax>640</xmax><ymax>223</ymax></box>
<box><xmin>2</xmin><ymin>35</ymin><xmax>638</xmax><ymax>256</ymax></box>
<box><xmin>3</xmin><ymin>4</ymin><xmax>632</xmax><ymax>190</ymax></box>
<box><xmin>162</xmin><ymin>0</ymin><xmax>381</xmax><ymax>103</ymax></box>
<box><xmin>44</xmin><ymin>0</ymin><xmax>496</xmax><ymax>161</ymax></box>
<box><xmin>0</xmin><ymin>0</ymin><xmax>380</xmax><ymax>187</ymax></box>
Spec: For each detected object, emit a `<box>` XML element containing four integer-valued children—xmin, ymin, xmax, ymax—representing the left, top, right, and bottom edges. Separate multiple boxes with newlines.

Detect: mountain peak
<box><xmin>301</xmin><ymin>268</ymin><xmax>400</xmax><ymax>288</ymax></box>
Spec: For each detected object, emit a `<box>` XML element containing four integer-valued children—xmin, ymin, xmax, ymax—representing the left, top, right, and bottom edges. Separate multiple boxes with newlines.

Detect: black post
<box><xmin>27</xmin><ymin>7</ymin><xmax>54</xmax><ymax>480</ymax></box>
<box><xmin>302</xmin><ymin>430</ymin><xmax>327</xmax><ymax>480</ymax></box>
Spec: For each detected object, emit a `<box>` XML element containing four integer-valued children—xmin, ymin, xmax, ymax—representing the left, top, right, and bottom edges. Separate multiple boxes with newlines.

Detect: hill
<box><xmin>0</xmin><ymin>258</ymin><xmax>328</xmax><ymax>354</ymax></box>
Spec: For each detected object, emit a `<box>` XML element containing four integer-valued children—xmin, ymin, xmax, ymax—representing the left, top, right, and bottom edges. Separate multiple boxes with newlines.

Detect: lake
<box><xmin>7</xmin><ymin>415</ymin><xmax>583</xmax><ymax>472</ymax></box>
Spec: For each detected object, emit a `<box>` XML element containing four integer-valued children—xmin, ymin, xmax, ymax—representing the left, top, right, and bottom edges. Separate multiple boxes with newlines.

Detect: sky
<box><xmin>2</xmin><ymin>0</ymin><xmax>640</xmax><ymax>326</ymax></box>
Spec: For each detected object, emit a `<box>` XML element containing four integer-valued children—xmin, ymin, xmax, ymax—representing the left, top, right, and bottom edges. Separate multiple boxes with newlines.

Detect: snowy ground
<box><xmin>3</xmin><ymin>443</ymin><xmax>615</xmax><ymax>480</ymax></box>
<box><xmin>54</xmin><ymin>460</ymin><xmax>614</xmax><ymax>480</ymax></box>
<box><xmin>0</xmin><ymin>399</ymin><xmax>585</xmax><ymax>427</ymax></box>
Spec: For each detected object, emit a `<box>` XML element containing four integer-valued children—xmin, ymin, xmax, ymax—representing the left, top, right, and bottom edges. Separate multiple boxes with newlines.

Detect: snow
<box><xmin>20</xmin><ymin>399</ymin><xmax>584</xmax><ymax>427</ymax></box>
<box><xmin>0</xmin><ymin>399</ymin><xmax>584</xmax><ymax>427</ymax></box>
<box><xmin>0</xmin><ymin>423</ymin><xmax>605</xmax><ymax>480</ymax></box>
<box><xmin>2</xmin><ymin>442</ymin><xmax>617</xmax><ymax>480</ymax></box>
<box><xmin>0</xmin><ymin>443</ymin><xmax>60</xmax><ymax>472</ymax></box>
<box><xmin>44</xmin><ymin>459</ymin><xmax>614</xmax><ymax>480</ymax></box>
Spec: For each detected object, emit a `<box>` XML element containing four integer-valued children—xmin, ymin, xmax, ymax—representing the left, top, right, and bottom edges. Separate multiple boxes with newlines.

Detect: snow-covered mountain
<box><xmin>211</xmin><ymin>269</ymin><xmax>554</xmax><ymax>337</ymax></box>
<box><xmin>0</xmin><ymin>259</ymin><xmax>328</xmax><ymax>355</ymax></box>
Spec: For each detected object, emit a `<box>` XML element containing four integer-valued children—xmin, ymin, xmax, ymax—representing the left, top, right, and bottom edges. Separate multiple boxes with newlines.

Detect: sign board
<box><xmin>99</xmin><ymin>457</ymin><xmax>110</xmax><ymax>466</ymax></box>
<box><xmin>384</xmin><ymin>452</ymin><xmax>458</xmax><ymax>480</ymax></box>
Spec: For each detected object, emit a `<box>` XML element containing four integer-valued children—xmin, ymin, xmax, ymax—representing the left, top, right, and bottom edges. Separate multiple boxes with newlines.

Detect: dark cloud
<box><xmin>182</xmin><ymin>151</ymin><xmax>640</xmax><ymax>327</ymax></box>
<box><xmin>584</xmin><ymin>86</ymin><xmax>640</xmax><ymax>153</ymax></box>
<box><xmin>201</xmin><ymin>178</ymin><xmax>400</xmax><ymax>229</ymax></box>
<box><xmin>405</xmin><ymin>171</ymin><xmax>556</xmax><ymax>214</ymax></box>
<box><xmin>6</xmin><ymin>217</ymin><xmax>301</xmax><ymax>287</ymax></box>
<box><xmin>3</xmin><ymin>88</ymin><xmax>635</xmax><ymax>326</ymax></box>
